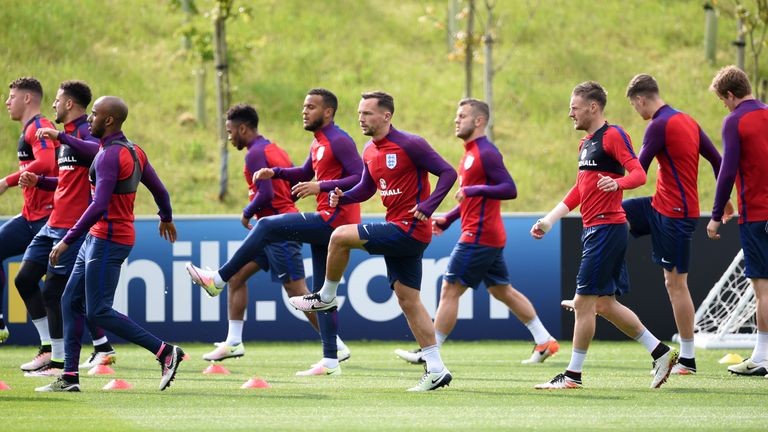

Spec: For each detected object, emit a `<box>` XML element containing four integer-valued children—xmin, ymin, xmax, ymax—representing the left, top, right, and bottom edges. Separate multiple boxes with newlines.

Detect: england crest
<box><xmin>464</xmin><ymin>155</ymin><xmax>475</xmax><ymax>170</ymax></box>
<box><xmin>316</xmin><ymin>145</ymin><xmax>325</xmax><ymax>161</ymax></box>
<box><xmin>386</xmin><ymin>153</ymin><xmax>397</xmax><ymax>169</ymax></box>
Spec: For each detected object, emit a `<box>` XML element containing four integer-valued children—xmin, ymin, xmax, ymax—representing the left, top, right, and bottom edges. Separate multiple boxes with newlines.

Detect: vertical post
<box><xmin>181</xmin><ymin>0</ymin><xmax>193</xmax><ymax>50</ymax></box>
<box><xmin>447</xmin><ymin>0</ymin><xmax>457</xmax><ymax>53</ymax></box>
<box><xmin>735</xmin><ymin>18</ymin><xmax>746</xmax><ymax>71</ymax></box>
<box><xmin>464</xmin><ymin>0</ymin><xmax>475</xmax><ymax>98</ymax></box>
<box><xmin>704</xmin><ymin>3</ymin><xmax>717</xmax><ymax>65</ymax></box>
<box><xmin>213</xmin><ymin>1</ymin><xmax>231</xmax><ymax>201</ymax></box>
<box><xmin>195</xmin><ymin>67</ymin><xmax>206</xmax><ymax>126</ymax></box>
<box><xmin>483</xmin><ymin>3</ymin><xmax>494</xmax><ymax>141</ymax></box>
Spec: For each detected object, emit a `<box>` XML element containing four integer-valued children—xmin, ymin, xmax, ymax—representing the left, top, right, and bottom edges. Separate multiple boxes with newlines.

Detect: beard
<box><xmin>304</xmin><ymin>117</ymin><xmax>324</xmax><ymax>132</ymax></box>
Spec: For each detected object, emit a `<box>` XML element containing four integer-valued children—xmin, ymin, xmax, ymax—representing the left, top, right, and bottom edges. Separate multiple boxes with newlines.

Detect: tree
<box><xmin>717</xmin><ymin>0</ymin><xmax>768</xmax><ymax>100</ymax></box>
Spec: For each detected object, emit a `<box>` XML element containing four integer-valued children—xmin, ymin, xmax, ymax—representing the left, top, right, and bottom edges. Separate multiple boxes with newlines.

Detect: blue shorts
<box><xmin>253</xmin><ymin>241</ymin><xmax>305</xmax><ymax>283</ymax></box>
<box><xmin>623</xmin><ymin>197</ymin><xmax>698</xmax><ymax>273</ymax></box>
<box><xmin>22</xmin><ymin>224</ymin><xmax>87</xmax><ymax>275</ymax></box>
<box><xmin>739</xmin><ymin>221</ymin><xmax>768</xmax><ymax>279</ymax></box>
<box><xmin>576</xmin><ymin>223</ymin><xmax>630</xmax><ymax>296</ymax></box>
<box><xmin>358</xmin><ymin>222</ymin><xmax>429</xmax><ymax>290</ymax></box>
<box><xmin>444</xmin><ymin>243</ymin><xmax>510</xmax><ymax>289</ymax></box>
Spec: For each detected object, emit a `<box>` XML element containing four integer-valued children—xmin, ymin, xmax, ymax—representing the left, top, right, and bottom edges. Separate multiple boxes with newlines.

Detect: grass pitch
<box><xmin>1</xmin><ymin>340</ymin><xmax>766</xmax><ymax>431</ymax></box>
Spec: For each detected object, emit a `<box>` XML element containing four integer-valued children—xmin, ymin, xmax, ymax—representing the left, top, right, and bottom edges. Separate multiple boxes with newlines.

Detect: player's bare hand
<box><xmin>159</xmin><ymin>221</ymin><xmax>177</xmax><ymax>243</ymax></box>
<box><xmin>409</xmin><ymin>205</ymin><xmax>428</xmax><ymax>221</ymax></box>
<box><xmin>241</xmin><ymin>214</ymin><xmax>253</xmax><ymax>230</ymax></box>
<box><xmin>19</xmin><ymin>171</ymin><xmax>39</xmax><ymax>188</ymax></box>
<box><xmin>432</xmin><ymin>216</ymin><xmax>447</xmax><ymax>236</ymax></box>
<box><xmin>0</xmin><ymin>179</ymin><xmax>8</xmax><ymax>195</ymax></box>
<box><xmin>597</xmin><ymin>174</ymin><xmax>619</xmax><ymax>192</ymax></box>
<box><xmin>292</xmin><ymin>181</ymin><xmax>321</xmax><ymax>199</ymax></box>
<box><xmin>706</xmin><ymin>219</ymin><xmax>722</xmax><ymax>240</ymax></box>
<box><xmin>454</xmin><ymin>188</ymin><xmax>466</xmax><ymax>203</ymax></box>
<box><xmin>252</xmin><ymin>168</ymin><xmax>274</xmax><ymax>182</ymax></box>
<box><xmin>329</xmin><ymin>187</ymin><xmax>343</xmax><ymax>208</ymax></box>
<box><xmin>531</xmin><ymin>219</ymin><xmax>551</xmax><ymax>240</ymax></box>
<box><xmin>49</xmin><ymin>241</ymin><xmax>69</xmax><ymax>267</ymax></box>
<box><xmin>35</xmin><ymin>127</ymin><xmax>59</xmax><ymax>141</ymax></box>
<box><xmin>722</xmin><ymin>200</ymin><xmax>736</xmax><ymax>224</ymax></box>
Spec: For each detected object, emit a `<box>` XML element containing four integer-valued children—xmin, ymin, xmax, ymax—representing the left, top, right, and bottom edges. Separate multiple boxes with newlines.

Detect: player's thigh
<box><xmin>330</xmin><ymin>223</ymin><xmax>367</xmax><ymax>249</ymax></box>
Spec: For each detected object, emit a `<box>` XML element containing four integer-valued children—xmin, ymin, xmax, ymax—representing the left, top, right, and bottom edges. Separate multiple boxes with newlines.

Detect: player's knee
<box><xmin>14</xmin><ymin>264</ymin><xmax>41</xmax><ymax>298</ymax></box>
<box><xmin>439</xmin><ymin>283</ymin><xmax>464</xmax><ymax>302</ymax></box>
<box><xmin>86</xmin><ymin>305</ymin><xmax>111</xmax><ymax>325</ymax></box>
<box><xmin>329</xmin><ymin>226</ymin><xmax>355</xmax><ymax>248</ymax></box>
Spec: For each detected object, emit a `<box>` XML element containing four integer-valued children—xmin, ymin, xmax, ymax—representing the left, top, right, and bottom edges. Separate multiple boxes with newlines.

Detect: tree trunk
<box><xmin>464</xmin><ymin>0</ymin><xmax>475</xmax><ymax>98</ymax></box>
<box><xmin>213</xmin><ymin>4</ymin><xmax>230</xmax><ymax>201</ymax></box>
<box><xmin>483</xmin><ymin>1</ymin><xmax>494</xmax><ymax>141</ymax></box>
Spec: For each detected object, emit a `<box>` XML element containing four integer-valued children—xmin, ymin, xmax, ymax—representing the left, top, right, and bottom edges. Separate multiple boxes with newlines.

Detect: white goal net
<box><xmin>675</xmin><ymin>250</ymin><xmax>757</xmax><ymax>349</ymax></box>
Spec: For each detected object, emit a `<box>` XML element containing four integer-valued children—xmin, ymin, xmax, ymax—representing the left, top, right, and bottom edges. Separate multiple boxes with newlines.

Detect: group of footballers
<box><xmin>2</xmin><ymin>63</ymin><xmax>767</xmax><ymax>393</ymax></box>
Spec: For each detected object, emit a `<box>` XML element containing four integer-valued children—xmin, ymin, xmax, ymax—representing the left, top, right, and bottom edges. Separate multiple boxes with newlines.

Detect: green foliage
<box><xmin>1</xmin><ymin>341</ymin><xmax>767</xmax><ymax>431</ymax></box>
<box><xmin>0</xmin><ymin>0</ymin><xmax>759</xmax><ymax>217</ymax></box>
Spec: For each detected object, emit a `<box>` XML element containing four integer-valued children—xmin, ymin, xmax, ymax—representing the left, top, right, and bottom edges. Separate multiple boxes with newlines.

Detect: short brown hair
<box><xmin>710</xmin><ymin>65</ymin><xmax>752</xmax><ymax>98</ymax></box>
<box><xmin>361</xmin><ymin>91</ymin><xmax>395</xmax><ymax>114</ymax></box>
<box><xmin>572</xmin><ymin>81</ymin><xmax>607</xmax><ymax>109</ymax></box>
<box><xmin>459</xmin><ymin>98</ymin><xmax>490</xmax><ymax>121</ymax></box>
<box><xmin>9</xmin><ymin>76</ymin><xmax>43</xmax><ymax>98</ymax></box>
<box><xmin>626</xmin><ymin>74</ymin><xmax>659</xmax><ymax>98</ymax></box>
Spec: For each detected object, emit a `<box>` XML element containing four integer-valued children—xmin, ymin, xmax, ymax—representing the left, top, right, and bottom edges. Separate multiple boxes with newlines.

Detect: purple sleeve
<box><xmin>400</xmin><ymin>137</ymin><xmax>457</xmax><ymax>217</ymax></box>
<box><xmin>140</xmin><ymin>160</ymin><xmax>173</xmax><ymax>222</ymax></box>
<box><xmin>62</xmin><ymin>148</ymin><xmax>120</xmax><ymax>245</ymax></box>
<box><xmin>339</xmin><ymin>162</ymin><xmax>377</xmax><ymax>204</ymax></box>
<box><xmin>436</xmin><ymin>205</ymin><xmax>461</xmax><ymax>230</ymax></box>
<box><xmin>712</xmin><ymin>116</ymin><xmax>740</xmax><ymax>221</ymax></box>
<box><xmin>58</xmin><ymin>131</ymin><xmax>100</xmax><ymax>160</ymax></box>
<box><xmin>463</xmin><ymin>146</ymin><xmax>517</xmax><ymax>200</ymax></box>
<box><xmin>242</xmin><ymin>146</ymin><xmax>273</xmax><ymax>218</ymax></box>
<box><xmin>319</xmin><ymin>136</ymin><xmax>363</xmax><ymax>192</ymax></box>
<box><xmin>698</xmin><ymin>126</ymin><xmax>722</xmax><ymax>178</ymax></box>
<box><xmin>272</xmin><ymin>154</ymin><xmax>314</xmax><ymax>183</ymax></box>
<box><xmin>637</xmin><ymin>120</ymin><xmax>666</xmax><ymax>172</ymax></box>
<box><xmin>36</xmin><ymin>175</ymin><xmax>59</xmax><ymax>191</ymax></box>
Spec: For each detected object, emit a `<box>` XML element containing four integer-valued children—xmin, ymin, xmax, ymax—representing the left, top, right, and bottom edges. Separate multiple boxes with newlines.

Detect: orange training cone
<box><xmin>240</xmin><ymin>377</ymin><xmax>271</xmax><ymax>389</ymax></box>
<box><xmin>88</xmin><ymin>365</ymin><xmax>116</xmax><ymax>375</ymax></box>
<box><xmin>0</xmin><ymin>381</ymin><xmax>10</xmax><ymax>390</ymax></box>
<box><xmin>203</xmin><ymin>364</ymin><xmax>231</xmax><ymax>374</ymax></box>
<box><xmin>103</xmin><ymin>379</ymin><xmax>134</xmax><ymax>390</ymax></box>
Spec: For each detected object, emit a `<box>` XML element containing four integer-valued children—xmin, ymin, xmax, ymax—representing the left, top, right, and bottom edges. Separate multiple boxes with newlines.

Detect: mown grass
<box><xmin>1</xmin><ymin>341</ymin><xmax>767</xmax><ymax>431</ymax></box>
<box><xmin>1</xmin><ymin>0</ymin><xmax>765</xmax><ymax>217</ymax></box>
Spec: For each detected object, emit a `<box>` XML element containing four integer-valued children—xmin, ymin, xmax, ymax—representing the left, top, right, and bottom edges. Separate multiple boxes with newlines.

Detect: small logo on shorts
<box><xmin>661</xmin><ymin>258</ymin><xmax>671</xmax><ymax>264</ymax></box>
<box><xmin>386</xmin><ymin>153</ymin><xmax>397</xmax><ymax>169</ymax></box>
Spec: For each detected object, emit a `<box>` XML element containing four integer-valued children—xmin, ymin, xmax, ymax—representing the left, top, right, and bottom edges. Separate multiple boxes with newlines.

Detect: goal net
<box><xmin>676</xmin><ymin>250</ymin><xmax>757</xmax><ymax>349</ymax></box>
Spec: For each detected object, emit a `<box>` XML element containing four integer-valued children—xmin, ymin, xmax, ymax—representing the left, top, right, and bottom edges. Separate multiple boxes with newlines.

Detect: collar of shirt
<box><xmin>245</xmin><ymin>135</ymin><xmax>270</xmax><ymax>150</ymax></box>
<box><xmin>64</xmin><ymin>114</ymin><xmax>88</xmax><ymax>134</ymax></box>
<box><xmin>373</xmin><ymin>125</ymin><xmax>395</xmax><ymax>147</ymax></box>
<box><xmin>652</xmin><ymin>104</ymin><xmax>671</xmax><ymax>120</ymax></box>
<box><xmin>100</xmin><ymin>130</ymin><xmax>127</xmax><ymax>147</ymax></box>
<box><xmin>315</xmin><ymin>122</ymin><xmax>335</xmax><ymax>140</ymax></box>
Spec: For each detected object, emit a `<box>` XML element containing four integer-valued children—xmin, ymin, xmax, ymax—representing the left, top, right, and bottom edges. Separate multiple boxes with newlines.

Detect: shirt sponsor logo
<box><xmin>379</xmin><ymin>178</ymin><xmax>387</xmax><ymax>190</ymax></box>
<box><xmin>464</xmin><ymin>155</ymin><xmax>474</xmax><ymax>170</ymax></box>
<box><xmin>386</xmin><ymin>153</ymin><xmax>397</xmax><ymax>169</ymax></box>
<box><xmin>380</xmin><ymin>188</ymin><xmax>403</xmax><ymax>197</ymax></box>
<box><xmin>18</xmin><ymin>151</ymin><xmax>30</xmax><ymax>158</ymax></box>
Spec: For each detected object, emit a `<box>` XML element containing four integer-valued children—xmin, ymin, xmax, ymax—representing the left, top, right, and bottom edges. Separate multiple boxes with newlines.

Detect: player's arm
<box><xmin>708</xmin><ymin>116</ymin><xmax>741</xmax><ymax>239</ymax></box>
<box><xmin>462</xmin><ymin>146</ymin><xmax>517</xmax><ymax>200</ymax></box>
<box><xmin>598</xmin><ymin>128</ymin><xmax>646</xmax><ymax>192</ymax></box>
<box><xmin>18</xmin><ymin>172</ymin><xmax>58</xmax><ymax>191</ymax></box>
<box><xmin>531</xmin><ymin>185</ymin><xmax>578</xmax><ymax>239</ymax></box>
<box><xmin>637</xmin><ymin>120</ymin><xmax>666</xmax><ymax>172</ymax></box>
<box><xmin>698</xmin><ymin>126</ymin><xmax>723</xmax><ymax>178</ymax></box>
<box><xmin>242</xmin><ymin>147</ymin><xmax>274</xmax><ymax>225</ymax></box>
<box><xmin>319</xmin><ymin>136</ymin><xmax>363</xmax><ymax>193</ymax></box>
<box><xmin>433</xmin><ymin>205</ymin><xmax>460</xmax><ymax>235</ymax></box>
<box><xmin>268</xmin><ymin>154</ymin><xmax>314</xmax><ymax>183</ymax></box>
<box><xmin>2</xmin><ymin>126</ymin><xmax>57</xmax><ymax>193</ymax></box>
<box><xmin>139</xmin><ymin>158</ymin><xmax>176</xmax><ymax>243</ymax></box>
<box><xmin>38</xmin><ymin>128</ymin><xmax>100</xmax><ymax>160</ymax></box>
<box><xmin>336</xmin><ymin>161</ymin><xmax>377</xmax><ymax>206</ymax></box>
<box><xmin>403</xmin><ymin>138</ymin><xmax>457</xmax><ymax>218</ymax></box>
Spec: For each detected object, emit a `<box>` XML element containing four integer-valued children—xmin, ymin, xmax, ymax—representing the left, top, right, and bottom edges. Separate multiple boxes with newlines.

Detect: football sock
<box><xmin>94</xmin><ymin>340</ymin><xmax>114</xmax><ymax>353</ymax></box>
<box><xmin>213</xmin><ymin>271</ymin><xmax>225</xmax><ymax>289</ymax></box>
<box><xmin>679</xmin><ymin>337</ymin><xmax>695</xmax><ymax>359</ymax></box>
<box><xmin>751</xmin><ymin>330</ymin><xmax>768</xmax><ymax>363</ymax></box>
<box><xmin>320</xmin><ymin>357</ymin><xmax>339</xmax><ymax>369</ymax></box>
<box><xmin>318</xmin><ymin>279</ymin><xmax>340</xmax><ymax>303</ymax></box>
<box><xmin>225</xmin><ymin>320</ymin><xmax>244</xmax><ymax>346</ymax></box>
<box><xmin>0</xmin><ymin>314</ymin><xmax>5</xmax><ymax>328</ymax></box>
<box><xmin>51</xmin><ymin>338</ymin><xmax>64</xmax><ymax>362</ymax></box>
<box><xmin>651</xmin><ymin>343</ymin><xmax>671</xmax><ymax>361</ymax></box>
<box><xmin>435</xmin><ymin>330</ymin><xmax>447</xmax><ymax>347</ymax></box>
<box><xmin>564</xmin><ymin>370</ymin><xmax>582</xmax><ymax>381</ymax></box>
<box><xmin>422</xmin><ymin>344</ymin><xmax>445</xmax><ymax>373</ymax></box>
<box><xmin>525</xmin><ymin>316</ymin><xmax>552</xmax><ymax>345</ymax></box>
<box><xmin>634</xmin><ymin>328</ymin><xmax>661</xmax><ymax>353</ymax></box>
<box><xmin>92</xmin><ymin>336</ymin><xmax>109</xmax><ymax>347</ymax></box>
<box><xmin>62</xmin><ymin>372</ymin><xmax>79</xmax><ymax>383</ymax></box>
<box><xmin>566</xmin><ymin>348</ymin><xmax>587</xmax><ymax>373</ymax></box>
<box><xmin>336</xmin><ymin>335</ymin><xmax>347</xmax><ymax>351</ymax></box>
<box><xmin>32</xmin><ymin>316</ymin><xmax>51</xmax><ymax>345</ymax></box>
<box><xmin>318</xmin><ymin>311</ymin><xmax>338</xmax><ymax>359</ymax></box>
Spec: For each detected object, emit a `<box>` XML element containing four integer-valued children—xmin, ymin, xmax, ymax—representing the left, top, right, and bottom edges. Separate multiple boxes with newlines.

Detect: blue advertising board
<box><xmin>2</xmin><ymin>215</ymin><xmax>561</xmax><ymax>345</ymax></box>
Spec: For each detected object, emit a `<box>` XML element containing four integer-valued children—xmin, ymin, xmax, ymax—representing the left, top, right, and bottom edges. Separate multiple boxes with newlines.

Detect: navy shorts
<box><xmin>22</xmin><ymin>224</ymin><xmax>87</xmax><ymax>275</ymax></box>
<box><xmin>253</xmin><ymin>241</ymin><xmax>305</xmax><ymax>283</ymax></box>
<box><xmin>358</xmin><ymin>222</ymin><xmax>429</xmax><ymax>290</ymax></box>
<box><xmin>739</xmin><ymin>221</ymin><xmax>768</xmax><ymax>279</ymax></box>
<box><xmin>444</xmin><ymin>242</ymin><xmax>510</xmax><ymax>289</ymax></box>
<box><xmin>623</xmin><ymin>197</ymin><xmax>698</xmax><ymax>273</ymax></box>
<box><xmin>576</xmin><ymin>223</ymin><xmax>630</xmax><ymax>296</ymax></box>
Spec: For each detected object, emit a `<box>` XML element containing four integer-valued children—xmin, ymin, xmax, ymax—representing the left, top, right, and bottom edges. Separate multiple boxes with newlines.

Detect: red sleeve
<box><xmin>604</xmin><ymin>127</ymin><xmax>646</xmax><ymax>190</ymax></box>
<box><xmin>563</xmin><ymin>184</ymin><xmax>580</xmax><ymax>210</ymax></box>
<box><xmin>615</xmin><ymin>158</ymin><xmax>646</xmax><ymax>190</ymax></box>
<box><xmin>5</xmin><ymin>123</ymin><xmax>58</xmax><ymax>186</ymax></box>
